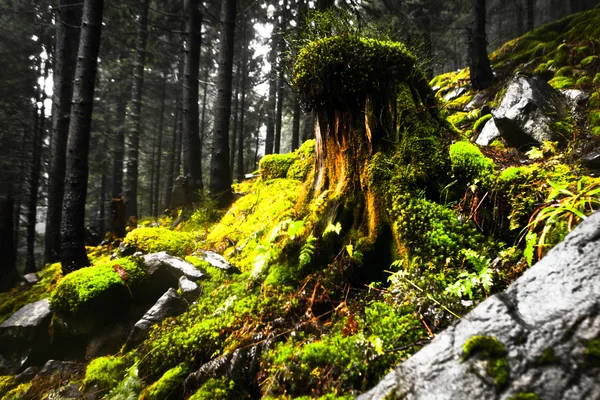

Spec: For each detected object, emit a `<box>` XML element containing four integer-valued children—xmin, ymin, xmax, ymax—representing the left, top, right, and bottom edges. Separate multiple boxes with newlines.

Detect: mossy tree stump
<box><xmin>292</xmin><ymin>35</ymin><xmax>451</xmax><ymax>251</ymax></box>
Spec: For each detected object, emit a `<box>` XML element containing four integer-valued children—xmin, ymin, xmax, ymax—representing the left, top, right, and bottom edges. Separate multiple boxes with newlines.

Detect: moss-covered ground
<box><xmin>2</xmin><ymin>8</ymin><xmax>600</xmax><ymax>399</ymax></box>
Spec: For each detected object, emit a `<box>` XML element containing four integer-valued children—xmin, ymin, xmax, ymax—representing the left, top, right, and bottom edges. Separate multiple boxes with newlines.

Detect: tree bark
<box><xmin>153</xmin><ymin>73</ymin><xmax>167</xmax><ymax>217</ymax></box>
<box><xmin>469</xmin><ymin>0</ymin><xmax>494</xmax><ymax>90</ymax></box>
<box><xmin>182</xmin><ymin>0</ymin><xmax>203</xmax><ymax>193</ymax></box>
<box><xmin>124</xmin><ymin>0</ymin><xmax>149</xmax><ymax>229</ymax></box>
<box><xmin>60</xmin><ymin>0</ymin><xmax>104</xmax><ymax>274</ymax></box>
<box><xmin>230</xmin><ymin>63</ymin><xmax>241</xmax><ymax>179</ymax></box>
<box><xmin>0</xmin><ymin>193</ymin><xmax>17</xmax><ymax>292</ymax></box>
<box><xmin>165</xmin><ymin>91</ymin><xmax>180</xmax><ymax>210</ymax></box>
<box><xmin>26</xmin><ymin>62</ymin><xmax>48</xmax><ymax>274</ymax></box>
<box><xmin>209</xmin><ymin>0</ymin><xmax>236</xmax><ymax>208</ymax></box>
<box><xmin>264</xmin><ymin>43</ymin><xmax>277</xmax><ymax>156</ymax></box>
<box><xmin>45</xmin><ymin>0</ymin><xmax>82</xmax><ymax>264</ymax></box>
<box><xmin>291</xmin><ymin>97</ymin><xmax>301</xmax><ymax>151</ymax></box>
<box><xmin>236</xmin><ymin>21</ymin><xmax>249</xmax><ymax>182</ymax></box>
<box><xmin>526</xmin><ymin>0</ymin><xmax>535</xmax><ymax>31</ymax></box>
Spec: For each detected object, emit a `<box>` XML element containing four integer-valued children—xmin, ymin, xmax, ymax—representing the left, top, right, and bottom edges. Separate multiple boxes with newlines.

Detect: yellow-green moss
<box><xmin>287</xmin><ymin>139</ymin><xmax>316</xmax><ymax>181</ymax></box>
<box><xmin>449</xmin><ymin>141</ymin><xmax>495</xmax><ymax>185</ymax></box>
<box><xmin>0</xmin><ymin>262</ymin><xmax>62</xmax><ymax>324</ymax></box>
<box><xmin>593</xmin><ymin>73</ymin><xmax>600</xmax><ymax>85</ymax></box>
<box><xmin>292</xmin><ymin>34</ymin><xmax>416</xmax><ymax>110</ymax></box>
<box><xmin>473</xmin><ymin>114</ymin><xmax>493</xmax><ymax>132</ymax></box>
<box><xmin>580</xmin><ymin>55</ymin><xmax>598</xmax><ymax>68</ymax></box>
<box><xmin>0</xmin><ymin>375</ymin><xmax>16</xmax><ymax>398</ymax></box>
<box><xmin>537</xmin><ymin>348</ymin><xmax>559</xmax><ymax>365</ymax></box>
<box><xmin>123</xmin><ymin>227</ymin><xmax>195</xmax><ymax>257</ymax></box>
<box><xmin>462</xmin><ymin>335</ymin><xmax>509</xmax><ymax>388</ymax></box>
<box><xmin>548</xmin><ymin>76</ymin><xmax>575</xmax><ymax>89</ymax></box>
<box><xmin>260</xmin><ymin>153</ymin><xmax>297</xmax><ymax>180</ymax></box>
<box><xmin>50</xmin><ymin>258</ymin><xmax>145</xmax><ymax>313</ymax></box>
<box><xmin>3</xmin><ymin>382</ymin><xmax>31</xmax><ymax>399</ymax></box>
<box><xmin>141</xmin><ymin>363</ymin><xmax>189</xmax><ymax>400</ymax></box>
<box><xmin>83</xmin><ymin>356</ymin><xmax>127</xmax><ymax>392</ymax></box>
<box><xmin>189</xmin><ymin>378</ymin><xmax>240</xmax><ymax>400</ymax></box>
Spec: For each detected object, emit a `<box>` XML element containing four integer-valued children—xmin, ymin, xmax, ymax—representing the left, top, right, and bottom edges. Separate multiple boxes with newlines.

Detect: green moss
<box><xmin>83</xmin><ymin>356</ymin><xmax>127</xmax><ymax>392</ymax></box>
<box><xmin>107</xmin><ymin>366</ymin><xmax>143</xmax><ymax>399</ymax></box>
<box><xmin>260</xmin><ymin>153</ymin><xmax>297</xmax><ymax>180</ymax></box>
<box><xmin>0</xmin><ymin>376</ymin><xmax>16</xmax><ymax>398</ymax></box>
<box><xmin>585</xmin><ymin>338</ymin><xmax>600</xmax><ymax>367</ymax></box>
<box><xmin>292</xmin><ymin>34</ymin><xmax>416</xmax><ymax>110</ymax></box>
<box><xmin>123</xmin><ymin>227</ymin><xmax>195</xmax><ymax>257</ymax></box>
<box><xmin>576</xmin><ymin>76</ymin><xmax>592</xmax><ymax>87</ymax></box>
<box><xmin>50</xmin><ymin>257</ymin><xmax>145</xmax><ymax>313</ymax></box>
<box><xmin>3</xmin><ymin>382</ymin><xmax>31</xmax><ymax>399</ymax></box>
<box><xmin>141</xmin><ymin>363</ymin><xmax>189</xmax><ymax>400</ymax></box>
<box><xmin>449</xmin><ymin>141</ymin><xmax>495</xmax><ymax>185</ymax></box>
<box><xmin>0</xmin><ymin>262</ymin><xmax>62</xmax><ymax>324</ymax></box>
<box><xmin>473</xmin><ymin>114</ymin><xmax>493</xmax><ymax>132</ymax></box>
<box><xmin>509</xmin><ymin>393</ymin><xmax>540</xmax><ymax>400</ymax></box>
<box><xmin>589</xmin><ymin>111</ymin><xmax>600</xmax><ymax>127</ymax></box>
<box><xmin>446</xmin><ymin>93</ymin><xmax>474</xmax><ymax>111</ymax></box>
<box><xmin>548</xmin><ymin>76</ymin><xmax>575</xmax><ymax>89</ymax></box>
<box><xmin>189</xmin><ymin>378</ymin><xmax>240</xmax><ymax>400</ymax></box>
<box><xmin>580</xmin><ymin>55</ymin><xmax>598</xmax><ymax>68</ymax></box>
<box><xmin>593</xmin><ymin>73</ymin><xmax>600</xmax><ymax>85</ymax></box>
<box><xmin>462</xmin><ymin>335</ymin><xmax>509</xmax><ymax>388</ymax></box>
<box><xmin>287</xmin><ymin>139</ymin><xmax>316</xmax><ymax>181</ymax></box>
<box><xmin>555</xmin><ymin>66</ymin><xmax>573</xmax><ymax>77</ymax></box>
<box><xmin>537</xmin><ymin>348</ymin><xmax>559</xmax><ymax>365</ymax></box>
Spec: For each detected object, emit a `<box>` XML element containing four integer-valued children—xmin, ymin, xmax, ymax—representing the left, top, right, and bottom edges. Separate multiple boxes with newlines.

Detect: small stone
<box><xmin>23</xmin><ymin>273</ymin><xmax>39</xmax><ymax>284</ymax></box>
<box><xmin>178</xmin><ymin>276</ymin><xmax>202</xmax><ymax>303</ymax></box>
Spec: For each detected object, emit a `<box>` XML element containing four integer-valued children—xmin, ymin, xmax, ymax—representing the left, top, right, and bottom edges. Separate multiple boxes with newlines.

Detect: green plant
<box><xmin>449</xmin><ymin>141</ymin><xmax>495</xmax><ymax>186</ymax></box>
<box><xmin>107</xmin><ymin>366</ymin><xmax>143</xmax><ymax>400</ymax></box>
<box><xmin>83</xmin><ymin>356</ymin><xmax>127</xmax><ymax>392</ymax></box>
<box><xmin>141</xmin><ymin>364</ymin><xmax>188</xmax><ymax>400</ymax></box>
<box><xmin>445</xmin><ymin>249</ymin><xmax>494</xmax><ymax>300</ymax></box>
<box><xmin>524</xmin><ymin>178</ymin><xmax>600</xmax><ymax>261</ymax></box>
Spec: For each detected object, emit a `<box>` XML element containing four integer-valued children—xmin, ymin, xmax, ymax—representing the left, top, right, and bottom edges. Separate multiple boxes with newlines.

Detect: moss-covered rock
<box><xmin>123</xmin><ymin>227</ymin><xmax>195</xmax><ymax>257</ymax></box>
<box><xmin>141</xmin><ymin>363</ymin><xmax>188</xmax><ymax>399</ymax></box>
<box><xmin>449</xmin><ymin>141</ymin><xmax>495</xmax><ymax>185</ymax></box>
<box><xmin>462</xmin><ymin>335</ymin><xmax>509</xmax><ymax>388</ymax></box>
<box><xmin>50</xmin><ymin>258</ymin><xmax>145</xmax><ymax>313</ymax></box>
<box><xmin>83</xmin><ymin>356</ymin><xmax>127</xmax><ymax>392</ymax></box>
<box><xmin>259</xmin><ymin>153</ymin><xmax>297</xmax><ymax>180</ymax></box>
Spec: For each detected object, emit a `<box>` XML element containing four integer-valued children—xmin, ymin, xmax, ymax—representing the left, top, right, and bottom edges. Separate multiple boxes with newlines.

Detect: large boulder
<box><xmin>0</xmin><ymin>299</ymin><xmax>52</xmax><ymax>374</ymax></box>
<box><xmin>142</xmin><ymin>251</ymin><xmax>210</xmax><ymax>282</ymax></box>
<box><xmin>493</xmin><ymin>74</ymin><xmax>569</xmax><ymax>150</ymax></box>
<box><xmin>359</xmin><ymin>210</ymin><xmax>600</xmax><ymax>400</ymax></box>
<box><xmin>196</xmin><ymin>250</ymin><xmax>241</xmax><ymax>274</ymax></box>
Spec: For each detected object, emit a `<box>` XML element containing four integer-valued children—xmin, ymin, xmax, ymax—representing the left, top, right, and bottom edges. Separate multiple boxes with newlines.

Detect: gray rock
<box><xmin>196</xmin><ymin>250</ymin><xmax>240</xmax><ymax>273</ymax></box>
<box><xmin>443</xmin><ymin>87</ymin><xmax>467</xmax><ymax>102</ymax></box>
<box><xmin>118</xmin><ymin>241</ymin><xmax>137</xmax><ymax>257</ymax></box>
<box><xmin>0</xmin><ymin>299</ymin><xmax>52</xmax><ymax>374</ymax></box>
<box><xmin>475</xmin><ymin>118</ymin><xmax>501</xmax><ymax>146</ymax></box>
<box><xmin>142</xmin><ymin>251</ymin><xmax>210</xmax><ymax>281</ymax></box>
<box><xmin>37</xmin><ymin>360</ymin><xmax>83</xmax><ymax>378</ymax></box>
<box><xmin>85</xmin><ymin>320</ymin><xmax>134</xmax><ymax>359</ymax></box>
<box><xmin>560</xmin><ymin>88</ymin><xmax>590</xmax><ymax>111</ymax></box>
<box><xmin>581</xmin><ymin>150</ymin><xmax>600</xmax><ymax>173</ymax></box>
<box><xmin>126</xmin><ymin>288</ymin><xmax>188</xmax><ymax>347</ymax></box>
<box><xmin>464</xmin><ymin>92</ymin><xmax>488</xmax><ymax>111</ymax></box>
<box><xmin>179</xmin><ymin>276</ymin><xmax>202</xmax><ymax>303</ymax></box>
<box><xmin>493</xmin><ymin>74</ymin><xmax>569</xmax><ymax>150</ymax></box>
<box><xmin>359</xmin><ymin>210</ymin><xmax>600</xmax><ymax>400</ymax></box>
<box><xmin>23</xmin><ymin>273</ymin><xmax>39</xmax><ymax>284</ymax></box>
<box><xmin>14</xmin><ymin>366</ymin><xmax>40</xmax><ymax>384</ymax></box>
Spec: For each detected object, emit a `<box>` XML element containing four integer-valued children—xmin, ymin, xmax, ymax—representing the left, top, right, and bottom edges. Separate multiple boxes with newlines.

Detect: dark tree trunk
<box><xmin>98</xmin><ymin>137</ymin><xmax>107</xmax><ymax>234</ymax></box>
<box><xmin>291</xmin><ymin>98</ymin><xmax>301</xmax><ymax>151</ymax></box>
<box><xmin>253</xmin><ymin>109</ymin><xmax>263</xmax><ymax>171</ymax></box>
<box><xmin>165</xmin><ymin>90</ymin><xmax>180</xmax><ymax>210</ymax></box>
<box><xmin>124</xmin><ymin>0</ymin><xmax>149</xmax><ymax>229</ymax></box>
<box><xmin>264</xmin><ymin>43</ymin><xmax>277</xmax><ymax>155</ymax></box>
<box><xmin>0</xmin><ymin>193</ymin><xmax>18</xmax><ymax>292</ymax></box>
<box><xmin>209</xmin><ymin>0</ymin><xmax>236</xmax><ymax>208</ymax></box>
<box><xmin>26</xmin><ymin>65</ymin><xmax>48</xmax><ymax>274</ymax></box>
<box><xmin>230</xmin><ymin>64</ymin><xmax>241</xmax><ymax>179</ymax></box>
<box><xmin>236</xmin><ymin>21</ymin><xmax>249</xmax><ymax>182</ymax></box>
<box><xmin>317</xmin><ymin>0</ymin><xmax>334</xmax><ymax>10</ymax></box>
<box><xmin>45</xmin><ymin>0</ymin><xmax>82</xmax><ymax>264</ymax></box>
<box><xmin>274</xmin><ymin>0</ymin><xmax>287</xmax><ymax>154</ymax></box>
<box><xmin>198</xmin><ymin>60</ymin><xmax>209</xmax><ymax>186</ymax></box>
<box><xmin>182</xmin><ymin>0</ymin><xmax>203</xmax><ymax>193</ymax></box>
<box><xmin>526</xmin><ymin>0</ymin><xmax>535</xmax><ymax>31</ymax></box>
<box><xmin>60</xmin><ymin>0</ymin><xmax>104</xmax><ymax>274</ymax></box>
<box><xmin>469</xmin><ymin>0</ymin><xmax>494</xmax><ymax>90</ymax></box>
<box><xmin>515</xmin><ymin>0</ymin><xmax>524</xmax><ymax>35</ymax></box>
<box><xmin>153</xmin><ymin>73</ymin><xmax>167</xmax><ymax>217</ymax></box>
<box><xmin>302</xmin><ymin>112</ymin><xmax>314</xmax><ymax>142</ymax></box>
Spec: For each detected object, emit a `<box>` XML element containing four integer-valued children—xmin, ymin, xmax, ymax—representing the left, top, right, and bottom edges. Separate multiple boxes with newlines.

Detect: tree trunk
<box><xmin>182</xmin><ymin>0</ymin><xmax>203</xmax><ymax>193</ymax></box>
<box><xmin>153</xmin><ymin>73</ymin><xmax>167</xmax><ymax>217</ymax></box>
<box><xmin>164</xmin><ymin>91</ymin><xmax>180</xmax><ymax>210</ymax></box>
<box><xmin>45</xmin><ymin>0</ymin><xmax>82</xmax><ymax>264</ymax></box>
<box><xmin>515</xmin><ymin>0</ymin><xmax>524</xmax><ymax>35</ymax></box>
<box><xmin>0</xmin><ymin>193</ymin><xmax>17</xmax><ymax>292</ymax></box>
<box><xmin>26</xmin><ymin>64</ymin><xmax>47</xmax><ymax>274</ymax></box>
<box><xmin>302</xmin><ymin>112</ymin><xmax>314</xmax><ymax>142</ymax></box>
<box><xmin>274</xmin><ymin>0</ymin><xmax>288</xmax><ymax>154</ymax></box>
<box><xmin>317</xmin><ymin>0</ymin><xmax>334</xmax><ymax>10</ymax></box>
<box><xmin>209</xmin><ymin>0</ymin><xmax>236</xmax><ymax>208</ymax></box>
<box><xmin>198</xmin><ymin>59</ymin><xmax>209</xmax><ymax>187</ymax></box>
<box><xmin>253</xmin><ymin>108</ymin><xmax>263</xmax><ymax>172</ymax></box>
<box><xmin>291</xmin><ymin>98</ymin><xmax>301</xmax><ymax>151</ymax></box>
<box><xmin>264</xmin><ymin>43</ymin><xmax>277</xmax><ymax>156</ymax></box>
<box><xmin>526</xmin><ymin>0</ymin><xmax>535</xmax><ymax>31</ymax></box>
<box><xmin>98</xmin><ymin>137</ymin><xmax>107</xmax><ymax>234</ymax></box>
<box><xmin>60</xmin><ymin>0</ymin><xmax>104</xmax><ymax>274</ymax></box>
<box><xmin>236</xmin><ymin>21</ymin><xmax>249</xmax><ymax>182</ymax></box>
<box><xmin>230</xmin><ymin>63</ymin><xmax>241</xmax><ymax>179</ymax></box>
<box><xmin>124</xmin><ymin>0</ymin><xmax>149</xmax><ymax>229</ymax></box>
<box><xmin>469</xmin><ymin>0</ymin><xmax>494</xmax><ymax>90</ymax></box>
